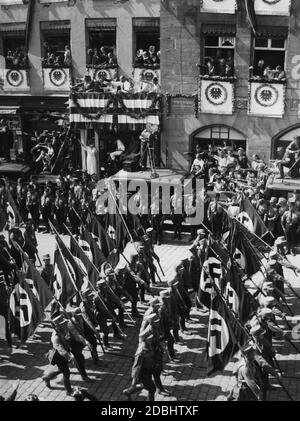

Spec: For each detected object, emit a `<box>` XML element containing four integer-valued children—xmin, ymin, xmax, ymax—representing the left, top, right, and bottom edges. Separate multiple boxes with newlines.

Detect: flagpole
<box><xmin>63</xmin><ymin>223</ymin><xmax>132</xmax><ymax>331</ymax></box>
<box><xmin>54</xmin><ymin>239</ymin><xmax>106</xmax><ymax>355</ymax></box>
<box><xmin>107</xmin><ymin>184</ymin><xmax>134</xmax><ymax>243</ymax></box>
<box><xmin>206</xmin><ymin>269</ymin><xmax>293</xmax><ymax>400</ymax></box>
<box><xmin>49</xmin><ymin>221</ymin><xmax>121</xmax><ymax>329</ymax></box>
<box><xmin>220</xmin><ymin>204</ymin><xmax>300</xmax><ymax>301</ymax></box>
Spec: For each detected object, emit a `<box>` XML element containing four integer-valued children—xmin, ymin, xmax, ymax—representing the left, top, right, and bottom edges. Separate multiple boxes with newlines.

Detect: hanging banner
<box><xmin>42</xmin><ymin>67</ymin><xmax>71</xmax><ymax>91</ymax></box>
<box><xmin>200</xmin><ymin>0</ymin><xmax>237</xmax><ymax>14</ymax></box>
<box><xmin>254</xmin><ymin>0</ymin><xmax>291</xmax><ymax>16</ymax></box>
<box><xmin>199</xmin><ymin>79</ymin><xmax>234</xmax><ymax>115</ymax></box>
<box><xmin>3</xmin><ymin>69</ymin><xmax>29</xmax><ymax>91</ymax></box>
<box><xmin>248</xmin><ymin>82</ymin><xmax>285</xmax><ymax>118</ymax></box>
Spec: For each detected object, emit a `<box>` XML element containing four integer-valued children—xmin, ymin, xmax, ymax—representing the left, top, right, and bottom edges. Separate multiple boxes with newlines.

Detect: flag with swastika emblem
<box><xmin>9</xmin><ymin>273</ymin><xmax>44</xmax><ymax>343</ymax></box>
<box><xmin>207</xmin><ymin>294</ymin><xmax>243</xmax><ymax>376</ymax></box>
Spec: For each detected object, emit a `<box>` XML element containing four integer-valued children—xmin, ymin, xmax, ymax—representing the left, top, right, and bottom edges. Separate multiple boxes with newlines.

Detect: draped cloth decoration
<box><xmin>69</xmin><ymin>91</ymin><xmax>162</xmax><ymax>130</ymax></box>
<box><xmin>245</xmin><ymin>0</ymin><xmax>257</xmax><ymax>36</ymax></box>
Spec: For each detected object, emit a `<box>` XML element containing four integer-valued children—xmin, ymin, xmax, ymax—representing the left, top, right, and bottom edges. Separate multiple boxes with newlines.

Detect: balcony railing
<box><xmin>42</xmin><ymin>67</ymin><xmax>71</xmax><ymax>91</ymax></box>
<box><xmin>254</xmin><ymin>0</ymin><xmax>290</xmax><ymax>16</ymax></box>
<box><xmin>0</xmin><ymin>68</ymin><xmax>30</xmax><ymax>92</ymax></box>
<box><xmin>199</xmin><ymin>76</ymin><xmax>235</xmax><ymax>115</ymax></box>
<box><xmin>200</xmin><ymin>0</ymin><xmax>236</xmax><ymax>14</ymax></box>
<box><xmin>248</xmin><ymin>80</ymin><xmax>286</xmax><ymax>118</ymax></box>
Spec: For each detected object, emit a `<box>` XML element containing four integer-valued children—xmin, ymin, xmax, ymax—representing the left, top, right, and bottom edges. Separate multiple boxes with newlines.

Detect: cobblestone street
<box><xmin>0</xmin><ymin>233</ymin><xmax>300</xmax><ymax>402</ymax></box>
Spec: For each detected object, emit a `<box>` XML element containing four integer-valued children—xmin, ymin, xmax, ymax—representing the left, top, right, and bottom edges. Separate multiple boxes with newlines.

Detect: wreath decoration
<box><xmin>254</xmin><ymin>84</ymin><xmax>279</xmax><ymax>108</ymax></box>
<box><xmin>205</xmin><ymin>82</ymin><xmax>228</xmax><ymax>106</ymax></box>
<box><xmin>49</xmin><ymin>68</ymin><xmax>67</xmax><ymax>87</ymax></box>
<box><xmin>6</xmin><ymin>69</ymin><xmax>24</xmax><ymax>87</ymax></box>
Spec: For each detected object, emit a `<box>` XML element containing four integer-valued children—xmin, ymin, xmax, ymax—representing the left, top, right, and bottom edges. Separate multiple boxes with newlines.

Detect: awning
<box><xmin>0</xmin><ymin>22</ymin><xmax>26</xmax><ymax>33</ymax></box>
<box><xmin>202</xmin><ymin>24</ymin><xmax>236</xmax><ymax>36</ymax></box>
<box><xmin>86</xmin><ymin>18</ymin><xmax>116</xmax><ymax>31</ymax></box>
<box><xmin>256</xmin><ymin>26</ymin><xmax>288</xmax><ymax>38</ymax></box>
<box><xmin>133</xmin><ymin>18</ymin><xmax>160</xmax><ymax>28</ymax></box>
<box><xmin>41</xmin><ymin>20</ymin><xmax>70</xmax><ymax>32</ymax></box>
<box><xmin>0</xmin><ymin>106</ymin><xmax>20</xmax><ymax>115</ymax></box>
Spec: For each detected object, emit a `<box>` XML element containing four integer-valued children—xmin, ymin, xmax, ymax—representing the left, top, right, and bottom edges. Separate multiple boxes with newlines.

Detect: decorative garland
<box><xmin>70</xmin><ymin>92</ymin><xmax>115</xmax><ymax>120</ymax></box>
<box><xmin>70</xmin><ymin>92</ymin><xmax>162</xmax><ymax>121</ymax></box>
<box><xmin>117</xmin><ymin>92</ymin><xmax>162</xmax><ymax>119</ymax></box>
<box><xmin>164</xmin><ymin>93</ymin><xmax>198</xmax><ymax>118</ymax></box>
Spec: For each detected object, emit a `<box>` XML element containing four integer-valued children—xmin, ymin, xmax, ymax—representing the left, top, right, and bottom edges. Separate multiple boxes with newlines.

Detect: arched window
<box><xmin>190</xmin><ymin>125</ymin><xmax>246</xmax><ymax>154</ymax></box>
<box><xmin>272</xmin><ymin>125</ymin><xmax>300</xmax><ymax>160</ymax></box>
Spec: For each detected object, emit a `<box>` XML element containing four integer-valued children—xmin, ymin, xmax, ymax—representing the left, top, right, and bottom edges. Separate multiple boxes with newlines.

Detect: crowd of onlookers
<box><xmin>5</xmin><ymin>48</ymin><xmax>28</xmax><ymax>69</ymax></box>
<box><xmin>250</xmin><ymin>60</ymin><xmax>286</xmax><ymax>81</ymax></box>
<box><xmin>134</xmin><ymin>45</ymin><xmax>160</xmax><ymax>69</ymax></box>
<box><xmin>86</xmin><ymin>46</ymin><xmax>117</xmax><ymax>67</ymax></box>
<box><xmin>42</xmin><ymin>44</ymin><xmax>72</xmax><ymax>68</ymax></box>
<box><xmin>190</xmin><ymin>141</ymin><xmax>300</xmax><ymax>253</ymax></box>
<box><xmin>72</xmin><ymin>73</ymin><xmax>161</xmax><ymax>94</ymax></box>
<box><xmin>201</xmin><ymin>53</ymin><xmax>234</xmax><ymax>78</ymax></box>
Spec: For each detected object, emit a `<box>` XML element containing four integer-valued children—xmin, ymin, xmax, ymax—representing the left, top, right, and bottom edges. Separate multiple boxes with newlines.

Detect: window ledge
<box><xmin>249</xmin><ymin>77</ymin><xmax>286</xmax><ymax>84</ymax></box>
<box><xmin>200</xmin><ymin>75</ymin><xmax>236</xmax><ymax>82</ymax></box>
<box><xmin>86</xmin><ymin>64</ymin><xmax>118</xmax><ymax>69</ymax></box>
<box><xmin>133</xmin><ymin>64</ymin><xmax>160</xmax><ymax>70</ymax></box>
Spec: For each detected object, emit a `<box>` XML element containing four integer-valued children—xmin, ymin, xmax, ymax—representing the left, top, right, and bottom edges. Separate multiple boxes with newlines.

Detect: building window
<box><xmin>250</xmin><ymin>28</ymin><xmax>287</xmax><ymax>82</ymax></box>
<box><xmin>86</xmin><ymin>19</ymin><xmax>117</xmax><ymax>68</ymax></box>
<box><xmin>201</xmin><ymin>25</ymin><xmax>235</xmax><ymax>78</ymax></box>
<box><xmin>192</xmin><ymin>125</ymin><xmax>246</xmax><ymax>153</ymax></box>
<box><xmin>0</xmin><ymin>23</ymin><xmax>27</xmax><ymax>69</ymax></box>
<box><xmin>40</xmin><ymin>21</ymin><xmax>71</xmax><ymax>68</ymax></box>
<box><xmin>133</xmin><ymin>18</ymin><xmax>160</xmax><ymax>69</ymax></box>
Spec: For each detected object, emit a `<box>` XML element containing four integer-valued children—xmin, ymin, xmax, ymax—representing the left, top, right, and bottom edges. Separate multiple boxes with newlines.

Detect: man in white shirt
<box><xmin>136</xmin><ymin>74</ymin><xmax>151</xmax><ymax>93</ymax></box>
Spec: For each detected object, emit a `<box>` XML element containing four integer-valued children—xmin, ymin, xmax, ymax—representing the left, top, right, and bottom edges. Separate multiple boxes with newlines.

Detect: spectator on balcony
<box><xmin>157</xmin><ymin>50</ymin><xmax>160</xmax><ymax>63</ymax></box>
<box><xmin>225</xmin><ymin>64</ymin><xmax>234</xmax><ymax>78</ymax></box>
<box><xmin>136</xmin><ymin>74</ymin><xmax>151</xmax><ymax>93</ymax></box>
<box><xmin>263</xmin><ymin>65</ymin><xmax>274</xmax><ymax>81</ymax></box>
<box><xmin>107</xmin><ymin>52</ymin><xmax>117</xmax><ymax>67</ymax></box>
<box><xmin>111</xmin><ymin>75</ymin><xmax>131</xmax><ymax>93</ymax></box>
<box><xmin>206</xmin><ymin>60</ymin><xmax>217</xmax><ymax>77</ymax></box>
<box><xmin>226</xmin><ymin>52</ymin><xmax>234</xmax><ymax>68</ymax></box>
<box><xmin>98</xmin><ymin>47</ymin><xmax>108</xmax><ymax>65</ymax></box>
<box><xmin>87</xmin><ymin>48</ymin><xmax>93</xmax><ymax>65</ymax></box>
<box><xmin>142</xmin><ymin>52</ymin><xmax>153</xmax><ymax>68</ymax></box>
<box><xmin>5</xmin><ymin>50</ymin><xmax>13</xmax><ymax>68</ymax></box>
<box><xmin>273</xmin><ymin>65</ymin><xmax>286</xmax><ymax>81</ymax></box>
<box><xmin>135</xmin><ymin>49</ymin><xmax>144</xmax><ymax>67</ymax></box>
<box><xmin>150</xmin><ymin>77</ymin><xmax>161</xmax><ymax>94</ymax></box>
<box><xmin>63</xmin><ymin>45</ymin><xmax>72</xmax><ymax>67</ymax></box>
<box><xmin>253</xmin><ymin>60</ymin><xmax>265</xmax><ymax>78</ymax></box>
<box><xmin>55</xmin><ymin>54</ymin><xmax>64</xmax><ymax>68</ymax></box>
<box><xmin>92</xmin><ymin>48</ymin><xmax>100</xmax><ymax>66</ymax></box>
<box><xmin>219</xmin><ymin>59</ymin><xmax>226</xmax><ymax>77</ymax></box>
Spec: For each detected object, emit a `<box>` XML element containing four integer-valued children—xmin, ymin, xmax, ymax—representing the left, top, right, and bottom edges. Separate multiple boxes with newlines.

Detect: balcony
<box><xmin>42</xmin><ymin>67</ymin><xmax>71</xmax><ymax>92</ymax></box>
<box><xmin>248</xmin><ymin>80</ymin><xmax>286</xmax><ymax>118</ymax></box>
<box><xmin>0</xmin><ymin>68</ymin><xmax>30</xmax><ymax>92</ymax></box>
<box><xmin>254</xmin><ymin>0</ymin><xmax>290</xmax><ymax>16</ymax></box>
<box><xmin>199</xmin><ymin>76</ymin><xmax>235</xmax><ymax>115</ymax></box>
<box><xmin>86</xmin><ymin>65</ymin><xmax>118</xmax><ymax>82</ymax></box>
<box><xmin>200</xmin><ymin>0</ymin><xmax>236</xmax><ymax>14</ymax></box>
<box><xmin>133</xmin><ymin>67</ymin><xmax>161</xmax><ymax>84</ymax></box>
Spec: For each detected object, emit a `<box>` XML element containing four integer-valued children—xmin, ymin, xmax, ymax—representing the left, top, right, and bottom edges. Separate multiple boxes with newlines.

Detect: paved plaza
<box><xmin>0</xmin><ymin>233</ymin><xmax>300</xmax><ymax>401</ymax></box>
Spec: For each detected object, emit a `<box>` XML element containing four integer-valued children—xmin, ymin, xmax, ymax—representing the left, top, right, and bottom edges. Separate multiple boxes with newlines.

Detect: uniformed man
<box><xmin>229</xmin><ymin>344</ymin><xmax>263</xmax><ymax>401</ymax></box>
<box><xmin>23</xmin><ymin>220</ymin><xmax>38</xmax><ymax>264</ymax></box>
<box><xmin>170</xmin><ymin>188</ymin><xmax>184</xmax><ymax>240</ymax></box>
<box><xmin>9</xmin><ymin>225</ymin><xmax>24</xmax><ymax>269</ymax></box>
<box><xmin>281</xmin><ymin>198</ymin><xmax>300</xmax><ymax>255</ymax></box>
<box><xmin>149</xmin><ymin>200</ymin><xmax>164</xmax><ymax>246</ymax></box>
<box><xmin>66</xmin><ymin>313</ymin><xmax>91</xmax><ymax>382</ymax></box>
<box><xmin>158</xmin><ymin>290</ymin><xmax>180</xmax><ymax>362</ymax></box>
<box><xmin>26</xmin><ymin>184</ymin><xmax>40</xmax><ymax>231</ymax></box>
<box><xmin>40</xmin><ymin>254</ymin><xmax>53</xmax><ymax>287</ymax></box>
<box><xmin>167</xmin><ymin>278</ymin><xmax>187</xmax><ymax>340</ymax></box>
<box><xmin>123</xmin><ymin>332</ymin><xmax>156</xmax><ymax>401</ymax></box>
<box><xmin>42</xmin><ymin>315</ymin><xmax>73</xmax><ymax>394</ymax></box>
<box><xmin>207</xmin><ymin>193</ymin><xmax>225</xmax><ymax>240</ymax></box>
